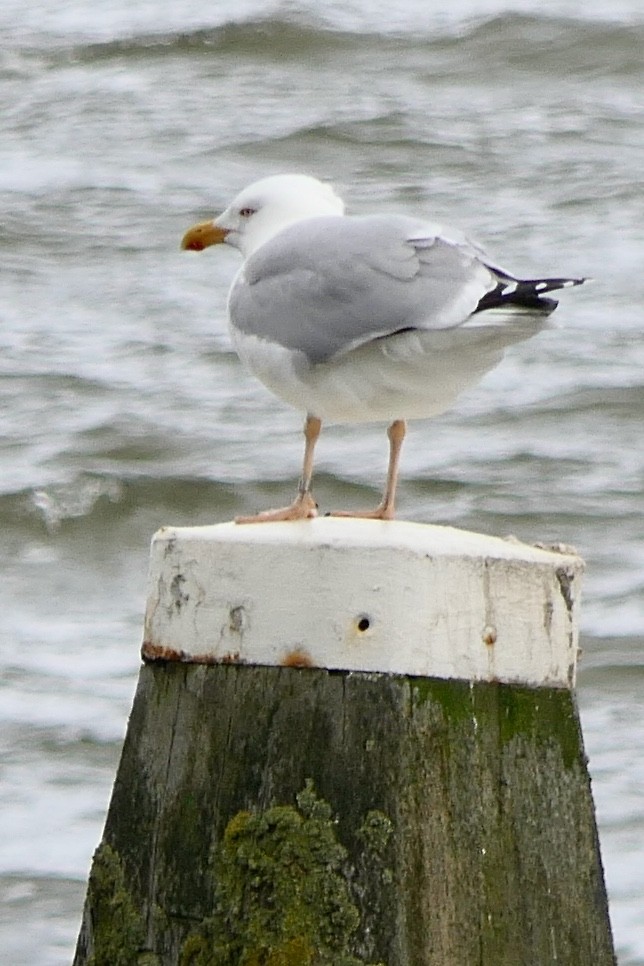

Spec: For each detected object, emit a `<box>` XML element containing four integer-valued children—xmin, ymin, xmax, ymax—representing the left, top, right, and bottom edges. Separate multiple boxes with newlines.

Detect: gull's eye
<box><xmin>239</xmin><ymin>207</ymin><xmax>256</xmax><ymax>218</ymax></box>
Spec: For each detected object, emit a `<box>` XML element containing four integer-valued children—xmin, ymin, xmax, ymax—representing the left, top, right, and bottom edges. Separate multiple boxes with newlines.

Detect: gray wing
<box><xmin>228</xmin><ymin>214</ymin><xmax>499</xmax><ymax>365</ymax></box>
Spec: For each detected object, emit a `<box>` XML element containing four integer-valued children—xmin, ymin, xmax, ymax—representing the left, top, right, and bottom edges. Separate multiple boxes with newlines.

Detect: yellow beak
<box><xmin>180</xmin><ymin>220</ymin><xmax>229</xmax><ymax>251</ymax></box>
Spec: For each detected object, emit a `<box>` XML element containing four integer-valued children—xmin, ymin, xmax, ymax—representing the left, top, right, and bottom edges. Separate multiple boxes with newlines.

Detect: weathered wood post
<box><xmin>74</xmin><ymin>519</ymin><xmax>615</xmax><ymax>966</ymax></box>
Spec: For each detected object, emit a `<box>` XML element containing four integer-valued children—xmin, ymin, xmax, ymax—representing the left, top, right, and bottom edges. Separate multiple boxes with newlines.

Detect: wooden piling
<box><xmin>74</xmin><ymin>519</ymin><xmax>615</xmax><ymax>966</ymax></box>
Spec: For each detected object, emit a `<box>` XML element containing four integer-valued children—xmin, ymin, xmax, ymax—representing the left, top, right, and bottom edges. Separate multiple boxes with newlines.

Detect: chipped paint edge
<box><xmin>142</xmin><ymin>519</ymin><xmax>584</xmax><ymax>688</ymax></box>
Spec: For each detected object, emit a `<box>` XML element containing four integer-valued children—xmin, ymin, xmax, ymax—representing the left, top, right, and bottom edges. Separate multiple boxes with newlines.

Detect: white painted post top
<box><xmin>142</xmin><ymin>518</ymin><xmax>583</xmax><ymax>688</ymax></box>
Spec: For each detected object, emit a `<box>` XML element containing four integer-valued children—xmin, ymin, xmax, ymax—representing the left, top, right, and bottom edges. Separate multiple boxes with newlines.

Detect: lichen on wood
<box><xmin>84</xmin><ymin>842</ymin><xmax>151</xmax><ymax>966</ymax></box>
<box><xmin>179</xmin><ymin>780</ymin><xmax>383</xmax><ymax>966</ymax></box>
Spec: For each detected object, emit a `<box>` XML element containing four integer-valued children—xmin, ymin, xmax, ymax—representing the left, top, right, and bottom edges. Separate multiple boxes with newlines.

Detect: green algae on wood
<box><xmin>84</xmin><ymin>842</ymin><xmax>150</xmax><ymax>966</ymax></box>
<box><xmin>180</xmin><ymin>781</ymin><xmax>382</xmax><ymax>966</ymax></box>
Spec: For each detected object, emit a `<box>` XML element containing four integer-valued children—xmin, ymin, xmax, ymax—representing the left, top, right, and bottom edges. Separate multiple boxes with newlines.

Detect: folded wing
<box><xmin>229</xmin><ymin>214</ymin><xmax>582</xmax><ymax>366</ymax></box>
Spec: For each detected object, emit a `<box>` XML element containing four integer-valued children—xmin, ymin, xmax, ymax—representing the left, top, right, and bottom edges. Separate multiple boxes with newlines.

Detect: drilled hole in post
<box><xmin>357</xmin><ymin>616</ymin><xmax>371</xmax><ymax>633</ymax></box>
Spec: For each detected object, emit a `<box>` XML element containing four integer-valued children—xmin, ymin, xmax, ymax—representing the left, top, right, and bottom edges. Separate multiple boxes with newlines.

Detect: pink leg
<box><xmin>235</xmin><ymin>415</ymin><xmax>321</xmax><ymax>524</ymax></box>
<box><xmin>331</xmin><ymin>419</ymin><xmax>406</xmax><ymax>521</ymax></box>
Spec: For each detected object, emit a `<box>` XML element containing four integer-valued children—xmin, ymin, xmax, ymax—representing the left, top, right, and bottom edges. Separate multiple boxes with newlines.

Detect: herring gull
<box><xmin>181</xmin><ymin>174</ymin><xmax>585</xmax><ymax>523</ymax></box>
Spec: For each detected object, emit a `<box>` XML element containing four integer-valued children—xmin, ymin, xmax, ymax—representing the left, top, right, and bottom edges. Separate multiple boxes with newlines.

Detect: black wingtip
<box><xmin>475</xmin><ymin>275</ymin><xmax>589</xmax><ymax>314</ymax></box>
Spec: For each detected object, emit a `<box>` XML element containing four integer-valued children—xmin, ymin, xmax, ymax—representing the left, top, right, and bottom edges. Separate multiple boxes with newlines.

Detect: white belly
<box><xmin>230</xmin><ymin>319</ymin><xmax>539</xmax><ymax>424</ymax></box>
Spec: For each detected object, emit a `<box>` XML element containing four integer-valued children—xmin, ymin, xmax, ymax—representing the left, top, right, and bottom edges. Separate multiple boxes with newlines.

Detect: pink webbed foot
<box><xmin>235</xmin><ymin>491</ymin><xmax>317</xmax><ymax>524</ymax></box>
<box><xmin>329</xmin><ymin>502</ymin><xmax>395</xmax><ymax>521</ymax></box>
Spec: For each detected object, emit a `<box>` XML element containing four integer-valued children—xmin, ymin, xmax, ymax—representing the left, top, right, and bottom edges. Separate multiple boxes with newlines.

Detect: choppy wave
<box><xmin>0</xmin><ymin>475</ymin><xmax>238</xmax><ymax>536</ymax></box>
<box><xmin>14</xmin><ymin>14</ymin><xmax>643</xmax><ymax>81</ymax></box>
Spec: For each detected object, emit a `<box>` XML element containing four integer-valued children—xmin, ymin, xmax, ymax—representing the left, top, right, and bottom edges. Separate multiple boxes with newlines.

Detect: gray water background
<box><xmin>0</xmin><ymin>0</ymin><xmax>643</xmax><ymax>961</ymax></box>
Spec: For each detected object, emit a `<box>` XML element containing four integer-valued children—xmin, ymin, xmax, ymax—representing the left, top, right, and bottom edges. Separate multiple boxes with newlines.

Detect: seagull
<box><xmin>181</xmin><ymin>174</ymin><xmax>585</xmax><ymax>523</ymax></box>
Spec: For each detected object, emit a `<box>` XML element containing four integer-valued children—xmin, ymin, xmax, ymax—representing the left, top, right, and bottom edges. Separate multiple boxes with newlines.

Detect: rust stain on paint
<box><xmin>281</xmin><ymin>647</ymin><xmax>314</xmax><ymax>668</ymax></box>
<box><xmin>141</xmin><ymin>641</ymin><xmax>246</xmax><ymax>666</ymax></box>
<box><xmin>482</xmin><ymin>625</ymin><xmax>497</xmax><ymax>647</ymax></box>
<box><xmin>142</xmin><ymin>641</ymin><xmax>187</xmax><ymax>663</ymax></box>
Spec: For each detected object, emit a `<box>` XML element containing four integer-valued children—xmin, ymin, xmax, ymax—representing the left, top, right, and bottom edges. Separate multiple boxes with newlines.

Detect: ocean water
<box><xmin>1</xmin><ymin>1</ymin><xmax>643</xmax><ymax>962</ymax></box>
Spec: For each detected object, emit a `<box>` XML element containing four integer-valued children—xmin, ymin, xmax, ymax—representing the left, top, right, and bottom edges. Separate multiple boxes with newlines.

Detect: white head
<box><xmin>181</xmin><ymin>174</ymin><xmax>345</xmax><ymax>258</ymax></box>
